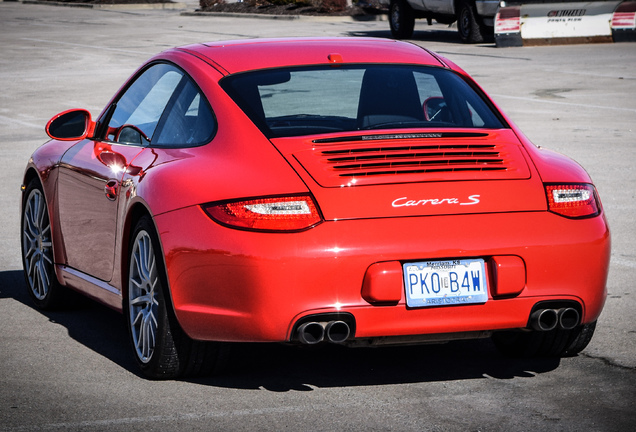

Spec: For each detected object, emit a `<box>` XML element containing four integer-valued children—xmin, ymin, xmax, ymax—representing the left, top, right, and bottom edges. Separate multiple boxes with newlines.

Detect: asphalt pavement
<box><xmin>0</xmin><ymin>2</ymin><xmax>635</xmax><ymax>431</ymax></box>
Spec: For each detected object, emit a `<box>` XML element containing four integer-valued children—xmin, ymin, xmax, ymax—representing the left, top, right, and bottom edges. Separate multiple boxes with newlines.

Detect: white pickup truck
<box><xmin>381</xmin><ymin>0</ymin><xmax>500</xmax><ymax>42</ymax></box>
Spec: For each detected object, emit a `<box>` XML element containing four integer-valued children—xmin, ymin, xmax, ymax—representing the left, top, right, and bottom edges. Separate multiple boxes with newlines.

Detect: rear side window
<box><xmin>221</xmin><ymin>65</ymin><xmax>505</xmax><ymax>138</ymax></box>
<box><xmin>153</xmin><ymin>79</ymin><xmax>216</xmax><ymax>146</ymax></box>
<box><xmin>105</xmin><ymin>63</ymin><xmax>216</xmax><ymax>147</ymax></box>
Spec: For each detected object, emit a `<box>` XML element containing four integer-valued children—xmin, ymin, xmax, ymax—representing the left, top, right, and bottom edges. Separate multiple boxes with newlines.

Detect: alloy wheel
<box><xmin>128</xmin><ymin>230</ymin><xmax>160</xmax><ymax>364</ymax></box>
<box><xmin>22</xmin><ymin>188</ymin><xmax>54</xmax><ymax>301</ymax></box>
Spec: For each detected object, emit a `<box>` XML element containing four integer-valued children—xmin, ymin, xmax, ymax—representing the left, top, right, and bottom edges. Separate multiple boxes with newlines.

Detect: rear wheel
<box><xmin>21</xmin><ymin>179</ymin><xmax>65</xmax><ymax>309</ymax></box>
<box><xmin>126</xmin><ymin>216</ymin><xmax>226</xmax><ymax>379</ymax></box>
<box><xmin>492</xmin><ymin>321</ymin><xmax>597</xmax><ymax>358</ymax></box>
<box><xmin>456</xmin><ymin>0</ymin><xmax>488</xmax><ymax>43</ymax></box>
<box><xmin>389</xmin><ymin>0</ymin><xmax>415</xmax><ymax>39</ymax></box>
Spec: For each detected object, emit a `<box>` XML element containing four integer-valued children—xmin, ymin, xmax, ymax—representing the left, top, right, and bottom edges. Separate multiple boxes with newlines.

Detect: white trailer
<box><xmin>381</xmin><ymin>0</ymin><xmax>636</xmax><ymax>45</ymax></box>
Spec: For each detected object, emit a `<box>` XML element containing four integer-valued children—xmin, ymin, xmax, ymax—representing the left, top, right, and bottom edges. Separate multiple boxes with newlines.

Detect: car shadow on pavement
<box><xmin>1</xmin><ymin>269</ymin><xmax>560</xmax><ymax>389</ymax></box>
<box><xmin>0</xmin><ymin>269</ymin><xmax>138</xmax><ymax>375</ymax></box>
<box><xmin>197</xmin><ymin>339</ymin><xmax>560</xmax><ymax>391</ymax></box>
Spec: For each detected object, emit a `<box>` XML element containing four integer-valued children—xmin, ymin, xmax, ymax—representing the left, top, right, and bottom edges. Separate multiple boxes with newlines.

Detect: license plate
<box><xmin>403</xmin><ymin>259</ymin><xmax>488</xmax><ymax>308</ymax></box>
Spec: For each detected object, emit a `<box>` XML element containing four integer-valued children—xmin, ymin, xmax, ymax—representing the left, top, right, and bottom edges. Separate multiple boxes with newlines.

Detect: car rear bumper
<box><xmin>155</xmin><ymin>206</ymin><xmax>610</xmax><ymax>343</ymax></box>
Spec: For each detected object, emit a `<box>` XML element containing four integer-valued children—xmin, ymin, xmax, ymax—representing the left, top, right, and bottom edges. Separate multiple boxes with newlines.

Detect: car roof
<box><xmin>174</xmin><ymin>38</ymin><xmax>448</xmax><ymax>75</ymax></box>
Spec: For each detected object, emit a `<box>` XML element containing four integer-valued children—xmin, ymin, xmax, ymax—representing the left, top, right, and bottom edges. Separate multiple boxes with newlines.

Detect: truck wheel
<box><xmin>389</xmin><ymin>0</ymin><xmax>415</xmax><ymax>39</ymax></box>
<box><xmin>457</xmin><ymin>0</ymin><xmax>488</xmax><ymax>43</ymax></box>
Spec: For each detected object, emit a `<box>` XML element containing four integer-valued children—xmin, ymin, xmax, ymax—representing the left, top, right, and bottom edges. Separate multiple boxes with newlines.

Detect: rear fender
<box><xmin>23</xmin><ymin>140</ymin><xmax>80</xmax><ymax>268</ymax></box>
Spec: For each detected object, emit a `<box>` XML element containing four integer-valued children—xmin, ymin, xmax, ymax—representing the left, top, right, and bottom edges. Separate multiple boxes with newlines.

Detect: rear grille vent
<box><xmin>291</xmin><ymin>135</ymin><xmax>531</xmax><ymax>187</ymax></box>
<box><xmin>322</xmin><ymin>144</ymin><xmax>506</xmax><ymax>178</ymax></box>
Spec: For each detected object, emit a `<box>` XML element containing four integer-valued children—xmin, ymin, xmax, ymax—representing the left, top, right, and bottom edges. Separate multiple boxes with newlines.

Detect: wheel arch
<box><xmin>119</xmin><ymin>202</ymin><xmax>184</xmax><ymax>326</ymax></box>
<box><xmin>22</xmin><ymin>167</ymin><xmax>41</xmax><ymax>194</ymax></box>
<box><xmin>120</xmin><ymin>202</ymin><xmax>155</xmax><ymax>302</ymax></box>
<box><xmin>21</xmin><ymin>167</ymin><xmax>47</xmax><ymax>215</ymax></box>
<box><xmin>20</xmin><ymin>168</ymin><xmax>69</xmax><ymax>308</ymax></box>
<box><xmin>454</xmin><ymin>0</ymin><xmax>477</xmax><ymax>15</ymax></box>
<box><xmin>21</xmin><ymin>167</ymin><xmax>43</xmax><ymax>220</ymax></box>
<box><xmin>22</xmin><ymin>166</ymin><xmax>68</xmax><ymax>271</ymax></box>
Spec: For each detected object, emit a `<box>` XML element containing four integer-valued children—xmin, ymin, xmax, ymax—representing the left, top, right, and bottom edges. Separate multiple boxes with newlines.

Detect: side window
<box><xmin>108</xmin><ymin>64</ymin><xmax>183</xmax><ymax>144</ymax></box>
<box><xmin>153</xmin><ymin>78</ymin><xmax>216</xmax><ymax>147</ymax></box>
<box><xmin>414</xmin><ymin>71</ymin><xmax>444</xmax><ymax>102</ymax></box>
<box><xmin>106</xmin><ymin>63</ymin><xmax>216</xmax><ymax>147</ymax></box>
<box><xmin>467</xmin><ymin>102</ymin><xmax>486</xmax><ymax>127</ymax></box>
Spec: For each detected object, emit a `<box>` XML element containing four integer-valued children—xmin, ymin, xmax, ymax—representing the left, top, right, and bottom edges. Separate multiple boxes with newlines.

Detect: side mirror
<box><xmin>46</xmin><ymin>109</ymin><xmax>96</xmax><ymax>141</ymax></box>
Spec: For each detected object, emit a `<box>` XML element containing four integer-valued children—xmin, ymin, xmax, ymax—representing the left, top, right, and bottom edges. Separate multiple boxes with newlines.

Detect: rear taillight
<box><xmin>545</xmin><ymin>184</ymin><xmax>600</xmax><ymax>218</ymax></box>
<box><xmin>203</xmin><ymin>195</ymin><xmax>323</xmax><ymax>232</ymax></box>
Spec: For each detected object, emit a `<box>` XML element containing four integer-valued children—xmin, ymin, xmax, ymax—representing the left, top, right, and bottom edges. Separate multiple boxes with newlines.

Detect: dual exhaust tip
<box><xmin>530</xmin><ymin>307</ymin><xmax>580</xmax><ymax>332</ymax></box>
<box><xmin>297</xmin><ymin>320</ymin><xmax>351</xmax><ymax>345</ymax></box>
<box><xmin>297</xmin><ymin>307</ymin><xmax>578</xmax><ymax>343</ymax></box>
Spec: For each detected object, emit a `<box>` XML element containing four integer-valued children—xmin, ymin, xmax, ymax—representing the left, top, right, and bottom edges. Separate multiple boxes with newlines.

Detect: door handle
<box><xmin>105</xmin><ymin>180</ymin><xmax>119</xmax><ymax>201</ymax></box>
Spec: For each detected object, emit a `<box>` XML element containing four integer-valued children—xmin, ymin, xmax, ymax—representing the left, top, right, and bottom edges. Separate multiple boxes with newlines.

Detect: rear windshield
<box><xmin>220</xmin><ymin>65</ymin><xmax>505</xmax><ymax>138</ymax></box>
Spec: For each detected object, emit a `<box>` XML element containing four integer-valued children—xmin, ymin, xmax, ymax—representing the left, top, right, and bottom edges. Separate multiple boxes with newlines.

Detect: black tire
<box><xmin>389</xmin><ymin>0</ymin><xmax>415</xmax><ymax>39</ymax></box>
<box><xmin>456</xmin><ymin>0</ymin><xmax>488</xmax><ymax>43</ymax></box>
<box><xmin>125</xmin><ymin>215</ymin><xmax>226</xmax><ymax>379</ymax></box>
<box><xmin>21</xmin><ymin>178</ymin><xmax>65</xmax><ymax>310</ymax></box>
<box><xmin>492</xmin><ymin>321</ymin><xmax>598</xmax><ymax>358</ymax></box>
<box><xmin>563</xmin><ymin>321</ymin><xmax>597</xmax><ymax>356</ymax></box>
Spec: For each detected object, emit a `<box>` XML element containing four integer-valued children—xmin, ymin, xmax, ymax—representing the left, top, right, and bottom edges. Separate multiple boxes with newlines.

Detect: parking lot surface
<box><xmin>1</xmin><ymin>3</ymin><xmax>635</xmax><ymax>431</ymax></box>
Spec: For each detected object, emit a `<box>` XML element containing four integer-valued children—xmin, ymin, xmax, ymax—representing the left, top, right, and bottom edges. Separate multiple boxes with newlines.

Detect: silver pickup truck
<box><xmin>381</xmin><ymin>0</ymin><xmax>500</xmax><ymax>42</ymax></box>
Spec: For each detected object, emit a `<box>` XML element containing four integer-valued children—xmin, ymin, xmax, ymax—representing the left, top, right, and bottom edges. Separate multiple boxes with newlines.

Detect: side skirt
<box><xmin>57</xmin><ymin>265</ymin><xmax>123</xmax><ymax>312</ymax></box>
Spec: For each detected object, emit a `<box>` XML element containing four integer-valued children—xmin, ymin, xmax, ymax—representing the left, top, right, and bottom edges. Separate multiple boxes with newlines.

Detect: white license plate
<box><xmin>403</xmin><ymin>259</ymin><xmax>488</xmax><ymax>308</ymax></box>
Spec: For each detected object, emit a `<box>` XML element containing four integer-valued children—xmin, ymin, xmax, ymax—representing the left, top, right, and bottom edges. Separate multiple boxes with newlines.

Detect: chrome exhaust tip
<box><xmin>530</xmin><ymin>309</ymin><xmax>559</xmax><ymax>332</ymax></box>
<box><xmin>297</xmin><ymin>322</ymin><xmax>325</xmax><ymax>345</ymax></box>
<box><xmin>325</xmin><ymin>321</ymin><xmax>351</xmax><ymax>344</ymax></box>
<box><xmin>558</xmin><ymin>308</ymin><xmax>580</xmax><ymax>330</ymax></box>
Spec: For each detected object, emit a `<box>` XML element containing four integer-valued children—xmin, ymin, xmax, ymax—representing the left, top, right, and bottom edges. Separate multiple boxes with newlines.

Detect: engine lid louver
<box><xmin>291</xmin><ymin>132</ymin><xmax>531</xmax><ymax>188</ymax></box>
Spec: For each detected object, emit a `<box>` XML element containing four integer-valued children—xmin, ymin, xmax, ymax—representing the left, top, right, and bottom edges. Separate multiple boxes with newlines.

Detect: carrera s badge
<box><xmin>392</xmin><ymin>195</ymin><xmax>480</xmax><ymax>207</ymax></box>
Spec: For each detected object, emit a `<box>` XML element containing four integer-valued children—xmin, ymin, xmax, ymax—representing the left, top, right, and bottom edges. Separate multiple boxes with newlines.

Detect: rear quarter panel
<box><xmin>23</xmin><ymin>139</ymin><xmax>79</xmax><ymax>267</ymax></box>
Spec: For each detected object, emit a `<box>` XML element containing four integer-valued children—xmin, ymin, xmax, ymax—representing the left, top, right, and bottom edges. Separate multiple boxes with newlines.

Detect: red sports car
<box><xmin>21</xmin><ymin>38</ymin><xmax>610</xmax><ymax>379</ymax></box>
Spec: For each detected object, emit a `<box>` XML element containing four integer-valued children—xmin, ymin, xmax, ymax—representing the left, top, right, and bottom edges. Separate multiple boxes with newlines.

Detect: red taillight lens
<box><xmin>203</xmin><ymin>195</ymin><xmax>323</xmax><ymax>232</ymax></box>
<box><xmin>545</xmin><ymin>184</ymin><xmax>600</xmax><ymax>218</ymax></box>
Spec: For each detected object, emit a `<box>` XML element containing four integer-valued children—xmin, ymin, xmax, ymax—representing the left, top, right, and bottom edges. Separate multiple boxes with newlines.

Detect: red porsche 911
<box><xmin>22</xmin><ymin>38</ymin><xmax>610</xmax><ymax>379</ymax></box>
